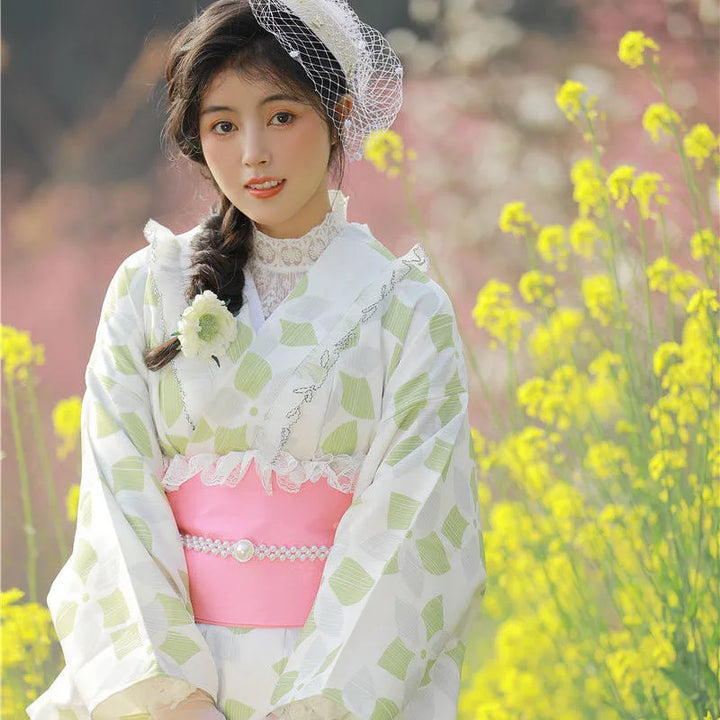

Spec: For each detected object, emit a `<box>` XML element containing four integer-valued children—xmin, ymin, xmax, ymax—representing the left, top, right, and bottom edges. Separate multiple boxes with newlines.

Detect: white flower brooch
<box><xmin>172</xmin><ymin>290</ymin><xmax>237</xmax><ymax>367</ymax></box>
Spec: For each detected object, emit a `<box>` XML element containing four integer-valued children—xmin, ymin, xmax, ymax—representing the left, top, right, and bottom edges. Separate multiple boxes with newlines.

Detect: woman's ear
<box><xmin>334</xmin><ymin>93</ymin><xmax>354</xmax><ymax>123</ymax></box>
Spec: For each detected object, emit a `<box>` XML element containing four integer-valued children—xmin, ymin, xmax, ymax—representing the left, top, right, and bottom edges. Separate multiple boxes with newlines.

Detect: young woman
<box><xmin>27</xmin><ymin>1</ymin><xmax>486</xmax><ymax>718</ymax></box>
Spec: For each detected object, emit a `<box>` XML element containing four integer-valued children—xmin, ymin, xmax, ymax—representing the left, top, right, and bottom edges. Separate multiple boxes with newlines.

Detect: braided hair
<box><xmin>145</xmin><ymin>0</ymin><xmax>347</xmax><ymax>371</ymax></box>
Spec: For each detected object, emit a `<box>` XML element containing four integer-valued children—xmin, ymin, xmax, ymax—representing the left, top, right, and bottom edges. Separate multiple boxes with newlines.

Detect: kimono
<box><xmin>26</xmin><ymin>192</ymin><xmax>487</xmax><ymax>720</ymax></box>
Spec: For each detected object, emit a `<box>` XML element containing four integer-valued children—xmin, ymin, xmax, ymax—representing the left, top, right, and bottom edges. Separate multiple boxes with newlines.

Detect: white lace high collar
<box><xmin>247</xmin><ymin>190</ymin><xmax>350</xmax><ymax>319</ymax></box>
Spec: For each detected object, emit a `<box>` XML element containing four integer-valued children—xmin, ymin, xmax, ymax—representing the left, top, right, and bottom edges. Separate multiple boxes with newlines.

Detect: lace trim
<box><xmin>160</xmin><ymin>448</ymin><xmax>364</xmax><ymax>496</ymax></box>
<box><xmin>249</xmin><ymin>190</ymin><xmax>349</xmax><ymax>320</ymax></box>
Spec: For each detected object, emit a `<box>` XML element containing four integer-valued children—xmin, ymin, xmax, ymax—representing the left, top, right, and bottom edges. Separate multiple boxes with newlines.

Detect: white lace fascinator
<box><xmin>248</xmin><ymin>0</ymin><xmax>404</xmax><ymax>161</ymax></box>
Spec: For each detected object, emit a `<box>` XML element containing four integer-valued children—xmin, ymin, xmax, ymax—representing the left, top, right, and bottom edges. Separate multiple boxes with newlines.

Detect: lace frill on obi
<box><xmin>160</xmin><ymin>449</ymin><xmax>364</xmax><ymax>496</ymax></box>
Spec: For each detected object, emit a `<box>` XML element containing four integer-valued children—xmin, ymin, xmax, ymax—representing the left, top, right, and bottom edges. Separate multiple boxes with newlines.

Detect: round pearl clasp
<box><xmin>232</xmin><ymin>538</ymin><xmax>255</xmax><ymax>562</ymax></box>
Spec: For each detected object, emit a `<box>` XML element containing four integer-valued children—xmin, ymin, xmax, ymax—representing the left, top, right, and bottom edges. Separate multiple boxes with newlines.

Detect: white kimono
<box><xmin>26</xmin><ymin>190</ymin><xmax>487</xmax><ymax>720</ymax></box>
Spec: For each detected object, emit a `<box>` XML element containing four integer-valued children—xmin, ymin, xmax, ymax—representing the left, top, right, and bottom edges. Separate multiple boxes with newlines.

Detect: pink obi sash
<box><xmin>164</xmin><ymin>457</ymin><xmax>353</xmax><ymax>628</ymax></box>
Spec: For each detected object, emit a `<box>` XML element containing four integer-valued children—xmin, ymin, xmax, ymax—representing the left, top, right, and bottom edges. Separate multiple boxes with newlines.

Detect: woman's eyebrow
<box><xmin>200</xmin><ymin>94</ymin><xmax>303</xmax><ymax>116</ymax></box>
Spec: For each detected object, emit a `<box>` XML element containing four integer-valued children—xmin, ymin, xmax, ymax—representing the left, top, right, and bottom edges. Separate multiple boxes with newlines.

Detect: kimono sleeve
<box><xmin>40</xmin><ymin>248</ymin><xmax>219</xmax><ymax>717</ymax></box>
<box><xmin>266</xmin><ymin>280</ymin><xmax>487</xmax><ymax>720</ymax></box>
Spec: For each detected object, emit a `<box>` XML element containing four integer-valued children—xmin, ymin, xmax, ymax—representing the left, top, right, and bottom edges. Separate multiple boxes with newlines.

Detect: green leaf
<box><xmin>280</xmin><ymin>318</ymin><xmax>318</xmax><ymax>346</ymax></box>
<box><xmin>158</xmin><ymin>371</ymin><xmax>183</xmax><ymax>428</ymax></box>
<box><xmin>393</xmin><ymin>372</ymin><xmax>429</xmax><ymax>430</ymax></box>
<box><xmin>378</xmin><ymin>637</ymin><xmax>414</xmax><ymax>680</ymax></box>
<box><xmin>235</xmin><ymin>352</ymin><xmax>272</xmax><ymax>398</ymax></box>
<box><xmin>110</xmin><ymin>622</ymin><xmax>142</xmax><ymax>660</ymax></box>
<box><xmin>110</xmin><ymin>345</ymin><xmax>136</xmax><ymax>375</ymax></box>
<box><xmin>99</xmin><ymin>588</ymin><xmax>130</xmax><ymax>628</ymax></box>
<box><xmin>421</xmin><ymin>595</ymin><xmax>444</xmax><ymax>640</ymax></box>
<box><xmin>119</xmin><ymin>412</ymin><xmax>153</xmax><ymax>457</ymax></box>
<box><xmin>429</xmin><ymin>313</ymin><xmax>454</xmax><ymax>352</ymax></box>
<box><xmin>158</xmin><ymin>631</ymin><xmax>202</xmax><ymax>665</ymax></box>
<box><xmin>340</xmin><ymin>372</ymin><xmax>375</xmax><ymax>419</ymax></box>
<box><xmin>321</xmin><ymin>420</ymin><xmax>358</xmax><ymax>455</ymax></box>
<box><xmin>387</xmin><ymin>492</ymin><xmax>420</xmax><ymax>530</ymax></box>
<box><xmin>329</xmin><ymin>558</ymin><xmax>373</xmax><ymax>605</ymax></box>
<box><xmin>416</xmin><ymin>532</ymin><xmax>451</xmax><ymax>575</ymax></box>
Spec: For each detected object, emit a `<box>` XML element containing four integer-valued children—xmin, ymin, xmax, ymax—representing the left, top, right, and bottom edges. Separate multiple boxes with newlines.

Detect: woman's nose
<box><xmin>242</xmin><ymin>126</ymin><xmax>270</xmax><ymax>166</ymax></box>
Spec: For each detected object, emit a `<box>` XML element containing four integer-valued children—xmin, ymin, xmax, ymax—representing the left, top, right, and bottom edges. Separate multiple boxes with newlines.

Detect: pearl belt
<box><xmin>180</xmin><ymin>533</ymin><xmax>331</xmax><ymax>563</ymax></box>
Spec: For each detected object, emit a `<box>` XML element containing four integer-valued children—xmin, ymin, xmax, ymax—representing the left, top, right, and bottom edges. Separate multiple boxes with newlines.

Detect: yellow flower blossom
<box><xmin>571</xmin><ymin>157</ymin><xmax>607</xmax><ymax>218</ymax></box>
<box><xmin>606</xmin><ymin>164</ymin><xmax>636</xmax><ymax>210</ymax></box>
<box><xmin>52</xmin><ymin>396</ymin><xmax>82</xmax><ymax>460</ymax></box>
<box><xmin>646</xmin><ymin>256</ymin><xmax>702</xmax><ymax>305</ymax></box>
<box><xmin>581</xmin><ymin>274</ymin><xmax>616</xmax><ymax>326</ymax></box>
<box><xmin>66</xmin><ymin>483</ymin><xmax>80</xmax><ymax>522</ymax></box>
<box><xmin>528</xmin><ymin>307</ymin><xmax>588</xmax><ymax>369</ymax></box>
<box><xmin>690</xmin><ymin>228</ymin><xmax>720</xmax><ymax>274</ymax></box>
<box><xmin>363</xmin><ymin>129</ymin><xmax>409</xmax><ymax>176</ymax></box>
<box><xmin>518</xmin><ymin>270</ymin><xmax>562</xmax><ymax>308</ymax></box>
<box><xmin>569</xmin><ymin>217</ymin><xmax>604</xmax><ymax>260</ymax></box>
<box><xmin>618</xmin><ymin>30</ymin><xmax>660</xmax><ymax>68</ymax></box>
<box><xmin>472</xmin><ymin>280</ymin><xmax>532</xmax><ymax>351</ymax></box>
<box><xmin>498</xmin><ymin>201</ymin><xmax>537</xmax><ymax>237</ymax></box>
<box><xmin>686</xmin><ymin>287</ymin><xmax>720</xmax><ymax>316</ymax></box>
<box><xmin>630</xmin><ymin>171</ymin><xmax>670</xmax><ymax>220</ymax></box>
<box><xmin>0</xmin><ymin>325</ymin><xmax>45</xmax><ymax>383</ymax></box>
<box><xmin>642</xmin><ymin>102</ymin><xmax>681</xmax><ymax>143</ymax></box>
<box><xmin>653</xmin><ymin>341</ymin><xmax>683</xmax><ymax>378</ymax></box>
<box><xmin>555</xmin><ymin>79</ymin><xmax>595</xmax><ymax>122</ymax></box>
<box><xmin>682</xmin><ymin>123</ymin><xmax>719</xmax><ymax>169</ymax></box>
<box><xmin>536</xmin><ymin>225</ymin><xmax>571</xmax><ymax>272</ymax></box>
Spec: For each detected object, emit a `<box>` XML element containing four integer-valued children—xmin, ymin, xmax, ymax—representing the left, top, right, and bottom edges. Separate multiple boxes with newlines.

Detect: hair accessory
<box><xmin>248</xmin><ymin>0</ymin><xmax>403</xmax><ymax>161</ymax></box>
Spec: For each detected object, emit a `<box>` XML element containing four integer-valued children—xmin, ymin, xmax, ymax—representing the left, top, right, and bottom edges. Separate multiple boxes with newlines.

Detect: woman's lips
<box><xmin>245</xmin><ymin>179</ymin><xmax>286</xmax><ymax>198</ymax></box>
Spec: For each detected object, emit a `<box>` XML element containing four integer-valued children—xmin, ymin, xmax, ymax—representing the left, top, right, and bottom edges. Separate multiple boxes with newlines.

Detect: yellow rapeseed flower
<box><xmin>518</xmin><ymin>270</ymin><xmax>562</xmax><ymax>308</ymax></box>
<box><xmin>555</xmin><ymin>79</ymin><xmax>590</xmax><ymax>122</ymax></box>
<box><xmin>362</xmin><ymin>129</ymin><xmax>408</xmax><ymax>176</ymax></box>
<box><xmin>607</xmin><ymin>164</ymin><xmax>636</xmax><ymax>210</ymax></box>
<box><xmin>581</xmin><ymin>274</ymin><xmax>616</xmax><ymax>326</ymax></box>
<box><xmin>653</xmin><ymin>341</ymin><xmax>683</xmax><ymax>378</ymax></box>
<box><xmin>682</xmin><ymin>123</ymin><xmax>719</xmax><ymax>169</ymax></box>
<box><xmin>472</xmin><ymin>279</ymin><xmax>532</xmax><ymax>351</ymax></box>
<box><xmin>642</xmin><ymin>102</ymin><xmax>681</xmax><ymax>144</ymax></box>
<box><xmin>630</xmin><ymin>171</ymin><xmax>670</xmax><ymax>220</ymax></box>
<box><xmin>66</xmin><ymin>483</ymin><xmax>80</xmax><ymax>522</ymax></box>
<box><xmin>0</xmin><ymin>325</ymin><xmax>45</xmax><ymax>383</ymax></box>
<box><xmin>617</xmin><ymin>30</ymin><xmax>660</xmax><ymax>68</ymax></box>
<box><xmin>690</xmin><ymin>228</ymin><xmax>720</xmax><ymax>273</ymax></box>
<box><xmin>528</xmin><ymin>307</ymin><xmax>588</xmax><ymax>368</ymax></box>
<box><xmin>686</xmin><ymin>287</ymin><xmax>720</xmax><ymax>316</ymax></box>
<box><xmin>536</xmin><ymin>225</ymin><xmax>571</xmax><ymax>272</ymax></box>
<box><xmin>498</xmin><ymin>201</ymin><xmax>537</xmax><ymax>237</ymax></box>
<box><xmin>571</xmin><ymin>157</ymin><xmax>607</xmax><ymax>218</ymax></box>
<box><xmin>569</xmin><ymin>217</ymin><xmax>604</xmax><ymax>260</ymax></box>
<box><xmin>646</xmin><ymin>256</ymin><xmax>702</xmax><ymax>305</ymax></box>
<box><xmin>53</xmin><ymin>396</ymin><xmax>83</xmax><ymax>460</ymax></box>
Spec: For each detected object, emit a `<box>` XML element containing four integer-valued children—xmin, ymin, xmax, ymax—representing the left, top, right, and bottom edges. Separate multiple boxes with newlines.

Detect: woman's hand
<box><xmin>152</xmin><ymin>689</ymin><xmax>226</xmax><ymax>719</ymax></box>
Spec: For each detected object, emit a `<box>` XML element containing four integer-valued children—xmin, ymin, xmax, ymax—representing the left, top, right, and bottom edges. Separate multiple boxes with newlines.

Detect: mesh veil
<box><xmin>248</xmin><ymin>0</ymin><xmax>404</xmax><ymax>161</ymax></box>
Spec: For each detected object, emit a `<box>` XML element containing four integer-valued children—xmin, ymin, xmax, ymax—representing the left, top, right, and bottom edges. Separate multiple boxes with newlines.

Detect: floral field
<box><xmin>2</xmin><ymin>18</ymin><xmax>719</xmax><ymax>720</ymax></box>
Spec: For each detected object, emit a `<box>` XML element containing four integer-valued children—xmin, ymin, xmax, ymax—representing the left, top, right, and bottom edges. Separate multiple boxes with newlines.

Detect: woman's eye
<box><xmin>272</xmin><ymin>112</ymin><xmax>294</xmax><ymax>126</ymax></box>
<box><xmin>212</xmin><ymin>121</ymin><xmax>235</xmax><ymax>135</ymax></box>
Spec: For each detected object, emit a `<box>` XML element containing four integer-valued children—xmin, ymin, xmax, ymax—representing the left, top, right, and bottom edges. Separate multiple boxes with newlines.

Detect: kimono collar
<box><xmin>249</xmin><ymin>189</ymin><xmax>349</xmax><ymax>272</ymax></box>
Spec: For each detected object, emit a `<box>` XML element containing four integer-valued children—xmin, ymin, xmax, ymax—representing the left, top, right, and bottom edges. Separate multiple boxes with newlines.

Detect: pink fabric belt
<box><xmin>164</xmin><ymin>457</ymin><xmax>353</xmax><ymax>628</ymax></box>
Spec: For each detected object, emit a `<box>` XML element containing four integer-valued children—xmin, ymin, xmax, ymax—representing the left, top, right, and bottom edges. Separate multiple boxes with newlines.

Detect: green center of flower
<box><xmin>197</xmin><ymin>313</ymin><xmax>219</xmax><ymax>342</ymax></box>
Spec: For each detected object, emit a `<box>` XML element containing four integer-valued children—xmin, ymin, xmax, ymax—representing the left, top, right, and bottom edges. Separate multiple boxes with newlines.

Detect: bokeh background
<box><xmin>2</xmin><ymin>0</ymin><xmax>719</xmax><ymax>715</ymax></box>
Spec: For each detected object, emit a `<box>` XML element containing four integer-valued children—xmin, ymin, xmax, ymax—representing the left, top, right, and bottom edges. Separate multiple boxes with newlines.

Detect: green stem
<box><xmin>4</xmin><ymin>373</ymin><xmax>38</xmax><ymax>602</ymax></box>
<box><xmin>657</xmin><ymin>211</ymin><xmax>676</xmax><ymax>340</ymax></box>
<box><xmin>25</xmin><ymin>367</ymin><xmax>69</xmax><ymax>563</ymax></box>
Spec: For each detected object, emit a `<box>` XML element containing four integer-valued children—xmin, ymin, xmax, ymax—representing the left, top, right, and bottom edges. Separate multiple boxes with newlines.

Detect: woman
<box><xmin>27</xmin><ymin>1</ymin><xmax>486</xmax><ymax>718</ymax></box>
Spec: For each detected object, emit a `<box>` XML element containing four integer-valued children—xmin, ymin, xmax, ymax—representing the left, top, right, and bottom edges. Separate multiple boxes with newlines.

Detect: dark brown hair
<box><xmin>144</xmin><ymin>0</ymin><xmax>347</xmax><ymax>371</ymax></box>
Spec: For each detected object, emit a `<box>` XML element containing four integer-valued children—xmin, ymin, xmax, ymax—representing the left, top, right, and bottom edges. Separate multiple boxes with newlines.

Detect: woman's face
<box><xmin>199</xmin><ymin>67</ymin><xmax>334</xmax><ymax>238</ymax></box>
